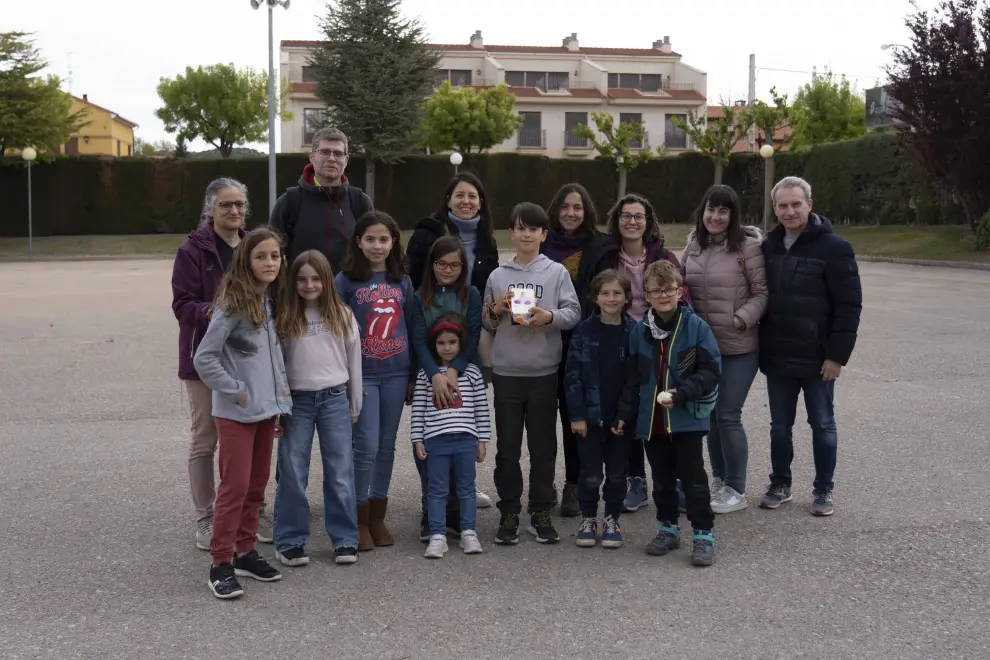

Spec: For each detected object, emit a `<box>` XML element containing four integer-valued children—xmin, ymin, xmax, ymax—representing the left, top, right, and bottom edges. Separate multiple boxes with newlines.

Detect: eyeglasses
<box><xmin>314</xmin><ymin>148</ymin><xmax>348</xmax><ymax>160</ymax></box>
<box><xmin>434</xmin><ymin>260</ymin><xmax>463</xmax><ymax>272</ymax></box>
<box><xmin>217</xmin><ymin>200</ymin><xmax>246</xmax><ymax>210</ymax></box>
<box><xmin>619</xmin><ymin>212</ymin><xmax>647</xmax><ymax>224</ymax></box>
<box><xmin>644</xmin><ymin>287</ymin><xmax>680</xmax><ymax>299</ymax></box>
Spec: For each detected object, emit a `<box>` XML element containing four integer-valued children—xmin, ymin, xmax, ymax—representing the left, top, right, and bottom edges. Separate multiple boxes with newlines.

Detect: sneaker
<box><xmin>528</xmin><ymin>511</ymin><xmax>560</xmax><ymax>544</ymax></box>
<box><xmin>495</xmin><ymin>513</ymin><xmax>520</xmax><ymax>545</ymax></box>
<box><xmin>233</xmin><ymin>549</ymin><xmax>282</xmax><ymax>582</ymax></box>
<box><xmin>712</xmin><ymin>485</ymin><xmax>748</xmax><ymax>514</ymax></box>
<box><xmin>195</xmin><ymin>517</ymin><xmax>212</xmax><ymax>551</ymax></box>
<box><xmin>711</xmin><ymin>476</ymin><xmax>724</xmax><ymax>494</ymax></box>
<box><xmin>275</xmin><ymin>546</ymin><xmax>309</xmax><ymax>567</ymax></box>
<box><xmin>207</xmin><ymin>563</ymin><xmax>244</xmax><ymax>600</ymax></box>
<box><xmin>601</xmin><ymin>515</ymin><xmax>623</xmax><ymax>549</ymax></box>
<box><xmin>691</xmin><ymin>529</ymin><xmax>715</xmax><ymax>566</ymax></box>
<box><xmin>256</xmin><ymin>507</ymin><xmax>274</xmax><ymax>544</ymax></box>
<box><xmin>460</xmin><ymin>530</ymin><xmax>484</xmax><ymax>554</ymax></box>
<box><xmin>645</xmin><ymin>523</ymin><xmax>681</xmax><ymax>556</ymax></box>
<box><xmin>476</xmin><ymin>488</ymin><xmax>492</xmax><ymax>509</ymax></box>
<box><xmin>334</xmin><ymin>547</ymin><xmax>358</xmax><ymax>564</ymax></box>
<box><xmin>559</xmin><ymin>483</ymin><xmax>580</xmax><ymax>518</ymax></box>
<box><xmin>759</xmin><ymin>482</ymin><xmax>793</xmax><ymax>509</ymax></box>
<box><xmin>623</xmin><ymin>477</ymin><xmax>648</xmax><ymax>512</ymax></box>
<box><xmin>419</xmin><ymin>511</ymin><xmax>431</xmax><ymax>542</ymax></box>
<box><xmin>576</xmin><ymin>517</ymin><xmax>598</xmax><ymax>547</ymax></box>
<box><xmin>424</xmin><ymin>534</ymin><xmax>448</xmax><ymax>558</ymax></box>
<box><xmin>811</xmin><ymin>488</ymin><xmax>835</xmax><ymax>516</ymax></box>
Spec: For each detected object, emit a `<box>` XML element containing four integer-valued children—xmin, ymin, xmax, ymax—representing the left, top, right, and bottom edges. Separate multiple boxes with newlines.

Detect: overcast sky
<box><xmin>10</xmin><ymin>0</ymin><xmax>932</xmax><ymax>151</ymax></box>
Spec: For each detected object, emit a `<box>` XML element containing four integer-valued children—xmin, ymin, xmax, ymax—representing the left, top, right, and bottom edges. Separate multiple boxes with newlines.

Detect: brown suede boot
<box><xmin>357</xmin><ymin>501</ymin><xmax>374</xmax><ymax>551</ymax></box>
<box><xmin>368</xmin><ymin>497</ymin><xmax>394</xmax><ymax>547</ymax></box>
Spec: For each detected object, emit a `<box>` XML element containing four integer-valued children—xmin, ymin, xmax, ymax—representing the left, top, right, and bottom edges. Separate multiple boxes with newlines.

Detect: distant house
<box><xmin>706</xmin><ymin>105</ymin><xmax>793</xmax><ymax>153</ymax></box>
<box><xmin>61</xmin><ymin>94</ymin><xmax>139</xmax><ymax>157</ymax></box>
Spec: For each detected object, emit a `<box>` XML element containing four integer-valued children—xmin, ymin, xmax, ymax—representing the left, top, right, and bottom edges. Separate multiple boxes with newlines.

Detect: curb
<box><xmin>0</xmin><ymin>254</ymin><xmax>175</xmax><ymax>263</ymax></box>
<box><xmin>855</xmin><ymin>255</ymin><xmax>990</xmax><ymax>271</ymax></box>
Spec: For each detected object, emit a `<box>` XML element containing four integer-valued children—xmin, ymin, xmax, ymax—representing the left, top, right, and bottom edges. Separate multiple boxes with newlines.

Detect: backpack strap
<box><xmin>283</xmin><ymin>186</ymin><xmax>302</xmax><ymax>246</ymax></box>
<box><xmin>347</xmin><ymin>186</ymin><xmax>371</xmax><ymax>220</ymax></box>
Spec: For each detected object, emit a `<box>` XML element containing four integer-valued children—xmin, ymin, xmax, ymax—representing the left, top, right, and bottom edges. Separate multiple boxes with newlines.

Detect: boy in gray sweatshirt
<box><xmin>483</xmin><ymin>202</ymin><xmax>580</xmax><ymax>545</ymax></box>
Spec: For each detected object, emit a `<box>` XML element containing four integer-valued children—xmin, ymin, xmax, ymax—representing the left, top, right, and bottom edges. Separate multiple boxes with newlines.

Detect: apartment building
<box><xmin>280</xmin><ymin>31</ymin><xmax>707</xmax><ymax>158</ymax></box>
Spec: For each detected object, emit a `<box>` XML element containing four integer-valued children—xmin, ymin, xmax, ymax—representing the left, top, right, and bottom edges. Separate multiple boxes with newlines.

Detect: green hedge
<box><xmin>0</xmin><ymin>133</ymin><xmax>964</xmax><ymax>237</ymax></box>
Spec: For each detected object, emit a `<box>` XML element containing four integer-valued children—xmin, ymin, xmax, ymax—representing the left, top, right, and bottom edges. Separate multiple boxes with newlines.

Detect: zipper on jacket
<box><xmin>663</xmin><ymin>315</ymin><xmax>684</xmax><ymax>434</ymax></box>
<box><xmin>190</xmin><ymin>328</ymin><xmax>197</xmax><ymax>359</ymax></box>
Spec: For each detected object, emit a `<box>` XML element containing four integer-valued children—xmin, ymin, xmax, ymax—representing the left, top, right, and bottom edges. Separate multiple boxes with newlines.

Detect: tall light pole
<box><xmin>22</xmin><ymin>147</ymin><xmax>37</xmax><ymax>261</ymax></box>
<box><xmin>251</xmin><ymin>0</ymin><xmax>290</xmax><ymax>216</ymax></box>
<box><xmin>760</xmin><ymin>144</ymin><xmax>775</xmax><ymax>233</ymax></box>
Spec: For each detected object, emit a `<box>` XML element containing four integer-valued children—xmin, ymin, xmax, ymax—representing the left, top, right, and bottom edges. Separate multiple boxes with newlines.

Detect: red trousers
<box><xmin>210</xmin><ymin>416</ymin><xmax>276</xmax><ymax>566</ymax></box>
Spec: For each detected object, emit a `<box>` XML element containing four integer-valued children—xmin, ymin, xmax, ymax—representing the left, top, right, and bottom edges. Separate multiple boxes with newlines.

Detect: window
<box><xmin>302</xmin><ymin>66</ymin><xmax>319</xmax><ymax>83</ymax></box>
<box><xmin>665</xmin><ymin>113</ymin><xmax>688</xmax><ymax>149</ymax></box>
<box><xmin>434</xmin><ymin>69</ymin><xmax>450</xmax><ymax>87</ymax></box>
<box><xmin>505</xmin><ymin>71</ymin><xmax>569</xmax><ymax>91</ymax></box>
<box><xmin>449</xmin><ymin>69</ymin><xmax>472</xmax><ymax>86</ymax></box>
<box><xmin>303</xmin><ymin>108</ymin><xmax>327</xmax><ymax>146</ymax></box>
<box><xmin>608</xmin><ymin>73</ymin><xmax>618</xmax><ymax>88</ymax></box>
<box><xmin>607</xmin><ymin>73</ymin><xmax>664</xmax><ymax>91</ymax></box>
<box><xmin>127</xmin><ymin>144</ymin><xmax>132</xmax><ymax>156</ymax></box>
<box><xmin>618</xmin><ymin>73</ymin><xmax>640</xmax><ymax>89</ymax></box>
<box><xmin>565</xmin><ymin>112</ymin><xmax>588</xmax><ymax>148</ymax></box>
<box><xmin>117</xmin><ymin>140</ymin><xmax>121</xmax><ymax>156</ymax></box>
<box><xmin>620</xmin><ymin>113</ymin><xmax>644</xmax><ymax>148</ymax></box>
<box><xmin>518</xmin><ymin>112</ymin><xmax>543</xmax><ymax>148</ymax></box>
<box><xmin>640</xmin><ymin>74</ymin><xmax>662</xmax><ymax>92</ymax></box>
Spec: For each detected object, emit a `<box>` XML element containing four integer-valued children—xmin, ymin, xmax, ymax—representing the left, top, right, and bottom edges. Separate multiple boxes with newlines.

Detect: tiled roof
<box><xmin>280</xmin><ymin>40</ymin><xmax>680</xmax><ymax>57</ymax></box>
<box><xmin>290</xmin><ymin>82</ymin><xmax>317</xmax><ymax>94</ymax></box>
<box><xmin>290</xmin><ymin>81</ymin><xmax>700</xmax><ymax>103</ymax></box>
<box><xmin>607</xmin><ymin>88</ymin><xmax>705</xmax><ymax>102</ymax></box>
<box><xmin>72</xmin><ymin>95</ymin><xmax>139</xmax><ymax>128</ymax></box>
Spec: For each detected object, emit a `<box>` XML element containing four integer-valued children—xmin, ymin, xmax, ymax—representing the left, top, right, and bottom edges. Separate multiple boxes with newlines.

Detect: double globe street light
<box><xmin>251</xmin><ymin>0</ymin><xmax>290</xmax><ymax>215</ymax></box>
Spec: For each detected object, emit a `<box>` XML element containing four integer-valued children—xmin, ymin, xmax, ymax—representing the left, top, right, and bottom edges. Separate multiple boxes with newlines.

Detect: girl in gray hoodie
<box><xmin>194</xmin><ymin>227</ymin><xmax>292</xmax><ymax>600</ymax></box>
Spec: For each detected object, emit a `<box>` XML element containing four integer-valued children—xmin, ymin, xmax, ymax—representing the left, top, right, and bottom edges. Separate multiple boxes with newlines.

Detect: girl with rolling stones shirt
<box><xmin>335</xmin><ymin>211</ymin><xmax>414</xmax><ymax>552</ymax></box>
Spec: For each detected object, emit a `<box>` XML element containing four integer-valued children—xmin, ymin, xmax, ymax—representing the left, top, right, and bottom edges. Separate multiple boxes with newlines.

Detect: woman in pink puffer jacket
<box><xmin>681</xmin><ymin>185</ymin><xmax>768</xmax><ymax>515</ymax></box>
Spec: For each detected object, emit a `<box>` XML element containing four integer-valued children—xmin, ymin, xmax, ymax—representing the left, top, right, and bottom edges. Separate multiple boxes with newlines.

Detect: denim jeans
<box><xmin>766</xmin><ymin>374</ymin><xmax>838</xmax><ymax>491</ymax></box>
<box><xmin>353</xmin><ymin>375</ymin><xmax>407</xmax><ymax>502</ymax></box>
<box><xmin>415</xmin><ymin>451</ymin><xmax>461</xmax><ymax>521</ymax></box>
<box><xmin>425</xmin><ymin>433</ymin><xmax>478</xmax><ymax>535</ymax></box>
<box><xmin>273</xmin><ymin>385</ymin><xmax>358</xmax><ymax>552</ymax></box>
<box><xmin>706</xmin><ymin>351</ymin><xmax>759</xmax><ymax>494</ymax></box>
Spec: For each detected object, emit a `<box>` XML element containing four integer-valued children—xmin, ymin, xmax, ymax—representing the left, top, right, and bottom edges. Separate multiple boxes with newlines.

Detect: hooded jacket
<box><xmin>268</xmin><ymin>163</ymin><xmax>373</xmax><ymax>272</ymax></box>
<box><xmin>611</xmin><ymin>236</ymin><xmax>694</xmax><ymax>312</ymax></box>
<box><xmin>171</xmin><ymin>224</ymin><xmax>246</xmax><ymax>380</ymax></box>
<box><xmin>759</xmin><ymin>213</ymin><xmax>862</xmax><ymax>378</ymax></box>
<box><xmin>482</xmin><ymin>254</ymin><xmax>581</xmax><ymax>377</ymax></box>
<box><xmin>405</xmin><ymin>213</ymin><xmax>500</xmax><ymax>293</ymax></box>
<box><xmin>680</xmin><ymin>226</ymin><xmax>768</xmax><ymax>356</ymax></box>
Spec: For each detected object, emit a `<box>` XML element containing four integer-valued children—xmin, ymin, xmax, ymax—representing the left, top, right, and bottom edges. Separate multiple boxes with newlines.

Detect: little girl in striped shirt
<box><xmin>411</xmin><ymin>314</ymin><xmax>490</xmax><ymax>559</ymax></box>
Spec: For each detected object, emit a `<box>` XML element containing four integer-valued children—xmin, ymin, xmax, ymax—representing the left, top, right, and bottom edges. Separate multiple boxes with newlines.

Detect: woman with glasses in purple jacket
<box><xmin>171</xmin><ymin>178</ymin><xmax>249</xmax><ymax>551</ymax></box>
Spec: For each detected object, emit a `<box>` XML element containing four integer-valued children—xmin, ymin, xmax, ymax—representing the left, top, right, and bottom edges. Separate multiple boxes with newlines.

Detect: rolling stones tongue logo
<box><xmin>357</xmin><ymin>284</ymin><xmax>407</xmax><ymax>360</ymax></box>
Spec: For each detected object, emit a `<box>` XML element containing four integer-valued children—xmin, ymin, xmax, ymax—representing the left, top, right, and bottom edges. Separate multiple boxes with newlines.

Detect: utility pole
<box><xmin>746</xmin><ymin>54</ymin><xmax>756</xmax><ymax>152</ymax></box>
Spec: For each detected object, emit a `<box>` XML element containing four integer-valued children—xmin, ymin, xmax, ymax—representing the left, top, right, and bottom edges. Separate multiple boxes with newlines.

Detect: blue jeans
<box><xmin>425</xmin><ymin>433</ymin><xmax>477</xmax><ymax>535</ymax></box>
<box><xmin>706</xmin><ymin>351</ymin><xmax>759</xmax><ymax>494</ymax></box>
<box><xmin>766</xmin><ymin>374</ymin><xmax>838</xmax><ymax>491</ymax></box>
<box><xmin>353</xmin><ymin>375</ymin><xmax>407</xmax><ymax>502</ymax></box>
<box><xmin>273</xmin><ymin>385</ymin><xmax>357</xmax><ymax>551</ymax></box>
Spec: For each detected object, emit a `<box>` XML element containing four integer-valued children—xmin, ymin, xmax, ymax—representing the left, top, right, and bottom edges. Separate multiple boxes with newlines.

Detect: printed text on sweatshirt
<box><xmin>410</xmin><ymin>365</ymin><xmax>491</xmax><ymax>443</ymax></box>
<box><xmin>334</xmin><ymin>271</ymin><xmax>414</xmax><ymax>379</ymax></box>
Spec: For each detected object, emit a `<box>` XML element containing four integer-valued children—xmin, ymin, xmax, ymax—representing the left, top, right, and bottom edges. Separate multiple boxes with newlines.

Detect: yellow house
<box><xmin>60</xmin><ymin>94</ymin><xmax>139</xmax><ymax>157</ymax></box>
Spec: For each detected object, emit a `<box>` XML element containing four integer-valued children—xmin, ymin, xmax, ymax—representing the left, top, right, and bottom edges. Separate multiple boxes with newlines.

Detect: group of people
<box><xmin>171</xmin><ymin>127</ymin><xmax>863</xmax><ymax>600</ymax></box>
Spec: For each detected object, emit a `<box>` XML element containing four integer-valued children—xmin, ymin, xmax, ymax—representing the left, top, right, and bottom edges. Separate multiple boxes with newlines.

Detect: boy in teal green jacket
<box><xmin>614</xmin><ymin>261</ymin><xmax>721</xmax><ymax>566</ymax></box>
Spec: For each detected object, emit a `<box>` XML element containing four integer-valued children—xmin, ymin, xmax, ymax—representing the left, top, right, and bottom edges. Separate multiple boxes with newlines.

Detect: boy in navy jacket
<box><xmin>564</xmin><ymin>270</ymin><xmax>637</xmax><ymax>549</ymax></box>
<box><xmin>615</xmin><ymin>261</ymin><xmax>721</xmax><ymax>566</ymax></box>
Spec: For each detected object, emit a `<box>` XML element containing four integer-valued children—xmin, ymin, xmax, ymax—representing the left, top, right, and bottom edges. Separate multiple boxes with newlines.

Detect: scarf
<box><xmin>448</xmin><ymin>212</ymin><xmax>479</xmax><ymax>279</ymax></box>
<box><xmin>645</xmin><ymin>308</ymin><xmax>678</xmax><ymax>341</ymax></box>
<box><xmin>541</xmin><ymin>231</ymin><xmax>585</xmax><ymax>264</ymax></box>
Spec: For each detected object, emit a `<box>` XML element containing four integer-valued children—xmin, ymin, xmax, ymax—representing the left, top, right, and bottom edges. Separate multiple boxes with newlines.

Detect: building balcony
<box><xmin>517</xmin><ymin>128</ymin><xmax>546</xmax><ymax>149</ymax></box>
<box><xmin>564</xmin><ymin>131</ymin><xmax>592</xmax><ymax>150</ymax></box>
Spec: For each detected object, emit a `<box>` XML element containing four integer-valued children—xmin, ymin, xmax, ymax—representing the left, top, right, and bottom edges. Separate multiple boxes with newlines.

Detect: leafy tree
<box><xmin>673</xmin><ymin>105</ymin><xmax>751</xmax><ymax>184</ymax></box>
<box><xmin>154</xmin><ymin>63</ymin><xmax>291</xmax><ymax>158</ymax></box>
<box><xmin>740</xmin><ymin>86</ymin><xmax>795</xmax><ymax>151</ymax></box>
<box><xmin>887</xmin><ymin>0</ymin><xmax>990</xmax><ymax>233</ymax></box>
<box><xmin>421</xmin><ymin>81</ymin><xmax>523</xmax><ymax>154</ymax></box>
<box><xmin>0</xmin><ymin>32</ymin><xmax>87</xmax><ymax>156</ymax></box>
<box><xmin>790</xmin><ymin>68</ymin><xmax>866</xmax><ymax>150</ymax></box>
<box><xmin>134</xmin><ymin>138</ymin><xmax>155</xmax><ymax>157</ymax></box>
<box><xmin>575</xmin><ymin>111</ymin><xmax>661</xmax><ymax>199</ymax></box>
<box><xmin>309</xmin><ymin>0</ymin><xmax>442</xmax><ymax>201</ymax></box>
<box><xmin>173</xmin><ymin>136</ymin><xmax>189</xmax><ymax>158</ymax></box>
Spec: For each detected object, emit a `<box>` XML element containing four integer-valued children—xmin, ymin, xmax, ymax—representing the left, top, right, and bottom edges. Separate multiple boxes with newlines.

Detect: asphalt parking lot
<box><xmin>1</xmin><ymin>258</ymin><xmax>988</xmax><ymax>660</ymax></box>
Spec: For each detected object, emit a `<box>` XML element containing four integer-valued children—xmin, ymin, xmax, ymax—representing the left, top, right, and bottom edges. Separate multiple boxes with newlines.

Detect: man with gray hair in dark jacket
<box><xmin>757</xmin><ymin>176</ymin><xmax>862</xmax><ymax>518</ymax></box>
<box><xmin>269</xmin><ymin>127</ymin><xmax>373</xmax><ymax>272</ymax></box>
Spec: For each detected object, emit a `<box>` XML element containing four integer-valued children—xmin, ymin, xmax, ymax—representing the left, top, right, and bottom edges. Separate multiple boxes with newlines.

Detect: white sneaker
<box><xmin>711</xmin><ymin>477</ymin><xmax>724</xmax><ymax>494</ymax></box>
<box><xmin>476</xmin><ymin>488</ymin><xmax>492</xmax><ymax>508</ymax></box>
<box><xmin>712</xmin><ymin>485</ymin><xmax>748</xmax><ymax>514</ymax></box>
<box><xmin>460</xmin><ymin>530</ymin><xmax>484</xmax><ymax>554</ymax></box>
<box><xmin>424</xmin><ymin>534</ymin><xmax>448</xmax><ymax>558</ymax></box>
<box><xmin>195</xmin><ymin>517</ymin><xmax>213</xmax><ymax>551</ymax></box>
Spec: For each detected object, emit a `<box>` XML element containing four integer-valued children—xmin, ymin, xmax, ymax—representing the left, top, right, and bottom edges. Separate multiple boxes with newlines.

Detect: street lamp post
<box><xmin>251</xmin><ymin>0</ymin><xmax>290</xmax><ymax>216</ymax></box>
<box><xmin>22</xmin><ymin>147</ymin><xmax>37</xmax><ymax>261</ymax></box>
<box><xmin>449</xmin><ymin>151</ymin><xmax>463</xmax><ymax>175</ymax></box>
<box><xmin>760</xmin><ymin>143</ymin><xmax>775</xmax><ymax>233</ymax></box>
